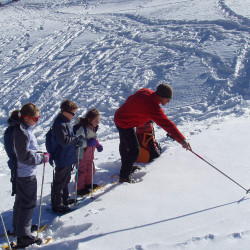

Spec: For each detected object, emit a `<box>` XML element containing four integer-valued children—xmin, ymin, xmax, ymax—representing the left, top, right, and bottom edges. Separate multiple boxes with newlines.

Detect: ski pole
<box><xmin>0</xmin><ymin>213</ymin><xmax>12</xmax><ymax>250</ymax></box>
<box><xmin>189</xmin><ymin>149</ymin><xmax>250</xmax><ymax>194</ymax></box>
<box><xmin>91</xmin><ymin>162</ymin><xmax>94</xmax><ymax>199</ymax></box>
<box><xmin>166</xmin><ymin>133</ymin><xmax>250</xmax><ymax>194</ymax></box>
<box><xmin>37</xmin><ymin>161</ymin><xmax>46</xmax><ymax>237</ymax></box>
<box><xmin>74</xmin><ymin>147</ymin><xmax>80</xmax><ymax>205</ymax></box>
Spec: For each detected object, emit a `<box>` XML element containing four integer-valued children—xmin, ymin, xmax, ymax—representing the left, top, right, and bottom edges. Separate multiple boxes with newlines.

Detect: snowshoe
<box><xmin>63</xmin><ymin>198</ymin><xmax>76</xmax><ymax>206</ymax></box>
<box><xmin>119</xmin><ymin>176</ymin><xmax>135</xmax><ymax>183</ymax></box>
<box><xmin>31</xmin><ymin>224</ymin><xmax>38</xmax><ymax>233</ymax></box>
<box><xmin>132</xmin><ymin>165</ymin><xmax>142</xmax><ymax>173</ymax></box>
<box><xmin>16</xmin><ymin>235</ymin><xmax>42</xmax><ymax>248</ymax></box>
<box><xmin>85</xmin><ymin>184</ymin><xmax>99</xmax><ymax>189</ymax></box>
<box><xmin>52</xmin><ymin>204</ymin><xmax>71</xmax><ymax>214</ymax></box>
<box><xmin>77</xmin><ymin>187</ymin><xmax>91</xmax><ymax>196</ymax></box>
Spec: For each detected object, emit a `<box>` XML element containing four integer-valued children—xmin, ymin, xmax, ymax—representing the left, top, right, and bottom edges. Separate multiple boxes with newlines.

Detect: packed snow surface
<box><xmin>0</xmin><ymin>0</ymin><xmax>249</xmax><ymax>249</ymax></box>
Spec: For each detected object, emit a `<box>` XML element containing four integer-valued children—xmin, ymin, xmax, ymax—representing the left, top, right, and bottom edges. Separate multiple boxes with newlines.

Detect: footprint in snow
<box><xmin>231</xmin><ymin>232</ymin><xmax>241</xmax><ymax>239</ymax></box>
<box><xmin>177</xmin><ymin>233</ymin><xmax>215</xmax><ymax>247</ymax></box>
<box><xmin>127</xmin><ymin>244</ymin><xmax>144</xmax><ymax>250</ymax></box>
<box><xmin>84</xmin><ymin>208</ymin><xmax>105</xmax><ymax>217</ymax></box>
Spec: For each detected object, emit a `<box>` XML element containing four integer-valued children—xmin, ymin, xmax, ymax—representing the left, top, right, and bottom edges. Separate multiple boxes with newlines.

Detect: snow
<box><xmin>0</xmin><ymin>0</ymin><xmax>250</xmax><ymax>249</ymax></box>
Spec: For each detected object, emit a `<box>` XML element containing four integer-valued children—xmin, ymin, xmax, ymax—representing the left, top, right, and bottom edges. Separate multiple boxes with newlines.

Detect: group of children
<box><xmin>5</xmin><ymin>83</ymin><xmax>190</xmax><ymax>248</ymax></box>
<box><xmin>6</xmin><ymin>100</ymin><xmax>103</xmax><ymax>248</ymax></box>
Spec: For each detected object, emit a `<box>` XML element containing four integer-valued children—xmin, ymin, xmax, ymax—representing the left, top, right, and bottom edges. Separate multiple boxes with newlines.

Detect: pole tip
<box><xmin>246</xmin><ymin>189</ymin><xmax>250</xmax><ymax>194</ymax></box>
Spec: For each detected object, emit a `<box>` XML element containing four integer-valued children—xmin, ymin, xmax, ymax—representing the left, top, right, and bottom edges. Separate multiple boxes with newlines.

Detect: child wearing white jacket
<box><xmin>73</xmin><ymin>108</ymin><xmax>103</xmax><ymax>195</ymax></box>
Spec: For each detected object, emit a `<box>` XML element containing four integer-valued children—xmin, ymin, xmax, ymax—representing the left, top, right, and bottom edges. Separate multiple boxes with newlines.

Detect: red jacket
<box><xmin>114</xmin><ymin>88</ymin><xmax>185</xmax><ymax>143</ymax></box>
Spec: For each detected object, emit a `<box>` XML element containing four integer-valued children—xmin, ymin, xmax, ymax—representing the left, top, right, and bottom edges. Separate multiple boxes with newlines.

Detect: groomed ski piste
<box><xmin>0</xmin><ymin>0</ymin><xmax>250</xmax><ymax>249</ymax></box>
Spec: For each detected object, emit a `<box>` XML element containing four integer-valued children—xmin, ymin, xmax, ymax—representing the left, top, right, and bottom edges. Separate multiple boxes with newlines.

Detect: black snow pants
<box><xmin>117</xmin><ymin>126</ymin><xmax>140</xmax><ymax>179</ymax></box>
<box><xmin>51</xmin><ymin>166</ymin><xmax>72</xmax><ymax>208</ymax></box>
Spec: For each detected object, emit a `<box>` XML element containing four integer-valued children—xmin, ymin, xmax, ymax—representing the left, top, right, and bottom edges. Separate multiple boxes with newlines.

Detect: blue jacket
<box><xmin>52</xmin><ymin>113</ymin><xmax>78</xmax><ymax>167</ymax></box>
<box><xmin>9</xmin><ymin>118</ymin><xmax>45</xmax><ymax>177</ymax></box>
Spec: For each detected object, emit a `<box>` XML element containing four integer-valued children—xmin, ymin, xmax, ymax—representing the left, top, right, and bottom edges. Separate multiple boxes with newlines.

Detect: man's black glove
<box><xmin>76</xmin><ymin>135</ymin><xmax>84</xmax><ymax>147</ymax></box>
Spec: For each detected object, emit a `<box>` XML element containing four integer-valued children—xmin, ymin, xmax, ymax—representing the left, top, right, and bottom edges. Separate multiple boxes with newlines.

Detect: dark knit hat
<box><xmin>156</xmin><ymin>84</ymin><xmax>173</xmax><ymax>99</ymax></box>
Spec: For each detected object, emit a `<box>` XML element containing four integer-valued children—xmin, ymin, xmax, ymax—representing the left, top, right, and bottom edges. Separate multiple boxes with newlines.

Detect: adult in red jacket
<box><xmin>114</xmin><ymin>83</ymin><xmax>191</xmax><ymax>183</ymax></box>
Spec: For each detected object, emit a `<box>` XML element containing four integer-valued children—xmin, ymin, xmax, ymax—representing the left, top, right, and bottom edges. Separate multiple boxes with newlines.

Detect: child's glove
<box><xmin>43</xmin><ymin>152</ymin><xmax>50</xmax><ymax>163</ymax></box>
<box><xmin>87</xmin><ymin>138</ymin><xmax>97</xmax><ymax>147</ymax></box>
<box><xmin>96</xmin><ymin>144</ymin><xmax>103</xmax><ymax>152</ymax></box>
<box><xmin>76</xmin><ymin>135</ymin><xmax>84</xmax><ymax>147</ymax></box>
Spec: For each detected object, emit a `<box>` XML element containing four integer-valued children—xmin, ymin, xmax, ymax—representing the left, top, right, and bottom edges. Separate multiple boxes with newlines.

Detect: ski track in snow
<box><xmin>0</xmin><ymin>0</ymin><xmax>249</xmax><ymax>144</ymax></box>
<box><xmin>218</xmin><ymin>0</ymin><xmax>250</xmax><ymax>26</ymax></box>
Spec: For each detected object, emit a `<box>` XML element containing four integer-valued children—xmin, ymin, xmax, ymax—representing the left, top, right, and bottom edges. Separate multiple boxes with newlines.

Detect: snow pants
<box><xmin>51</xmin><ymin>166</ymin><xmax>71</xmax><ymax>208</ymax></box>
<box><xmin>13</xmin><ymin>175</ymin><xmax>37</xmax><ymax>236</ymax></box>
<box><xmin>117</xmin><ymin>126</ymin><xmax>140</xmax><ymax>179</ymax></box>
<box><xmin>77</xmin><ymin>159</ymin><xmax>95</xmax><ymax>190</ymax></box>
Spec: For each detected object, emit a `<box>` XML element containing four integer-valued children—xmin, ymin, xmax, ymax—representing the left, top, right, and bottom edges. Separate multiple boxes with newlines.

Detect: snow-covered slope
<box><xmin>0</xmin><ymin>0</ymin><xmax>250</xmax><ymax>249</ymax></box>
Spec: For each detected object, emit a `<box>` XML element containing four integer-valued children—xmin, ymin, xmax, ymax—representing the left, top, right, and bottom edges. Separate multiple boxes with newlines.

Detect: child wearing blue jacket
<box><xmin>50</xmin><ymin>100</ymin><xmax>83</xmax><ymax>214</ymax></box>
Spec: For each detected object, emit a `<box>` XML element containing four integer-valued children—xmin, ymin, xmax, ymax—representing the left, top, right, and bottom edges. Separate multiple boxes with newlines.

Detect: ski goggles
<box><xmin>22</xmin><ymin>115</ymin><xmax>40</xmax><ymax>122</ymax></box>
<box><xmin>65</xmin><ymin>110</ymin><xmax>76</xmax><ymax>116</ymax></box>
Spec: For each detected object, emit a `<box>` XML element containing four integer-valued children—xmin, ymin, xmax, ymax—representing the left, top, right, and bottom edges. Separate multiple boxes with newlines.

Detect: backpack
<box><xmin>136</xmin><ymin>121</ymin><xmax>161</xmax><ymax>163</ymax></box>
<box><xmin>73</xmin><ymin>124</ymin><xmax>87</xmax><ymax>137</ymax></box>
<box><xmin>45</xmin><ymin>126</ymin><xmax>58</xmax><ymax>166</ymax></box>
<box><xmin>4</xmin><ymin>126</ymin><xmax>17</xmax><ymax>196</ymax></box>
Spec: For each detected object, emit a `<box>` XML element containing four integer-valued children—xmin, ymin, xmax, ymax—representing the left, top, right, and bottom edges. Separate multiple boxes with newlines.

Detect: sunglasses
<box><xmin>22</xmin><ymin>115</ymin><xmax>40</xmax><ymax>122</ymax></box>
<box><xmin>65</xmin><ymin>110</ymin><xmax>76</xmax><ymax>116</ymax></box>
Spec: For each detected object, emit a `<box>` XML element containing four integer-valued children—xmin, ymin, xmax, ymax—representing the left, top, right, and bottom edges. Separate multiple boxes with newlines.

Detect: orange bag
<box><xmin>136</xmin><ymin>147</ymin><xmax>150</xmax><ymax>163</ymax></box>
<box><xmin>136</xmin><ymin>121</ymin><xmax>161</xmax><ymax>163</ymax></box>
<box><xmin>136</xmin><ymin>133</ymin><xmax>152</xmax><ymax>163</ymax></box>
